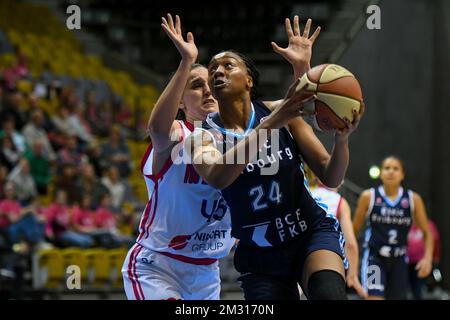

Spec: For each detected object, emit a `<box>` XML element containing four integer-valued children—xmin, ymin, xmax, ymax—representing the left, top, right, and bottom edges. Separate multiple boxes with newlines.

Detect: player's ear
<box><xmin>246</xmin><ymin>76</ymin><xmax>253</xmax><ymax>91</ymax></box>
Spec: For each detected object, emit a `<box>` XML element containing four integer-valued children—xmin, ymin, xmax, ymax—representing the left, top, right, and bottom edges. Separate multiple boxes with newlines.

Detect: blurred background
<box><xmin>0</xmin><ymin>0</ymin><xmax>449</xmax><ymax>299</ymax></box>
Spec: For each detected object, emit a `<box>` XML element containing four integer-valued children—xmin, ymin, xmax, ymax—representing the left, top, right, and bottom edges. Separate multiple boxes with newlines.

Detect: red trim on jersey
<box><xmin>184</xmin><ymin>120</ymin><xmax>194</xmax><ymax>131</ymax></box>
<box><xmin>145</xmin><ymin>183</ymin><xmax>159</xmax><ymax>239</ymax></box>
<box><xmin>336</xmin><ymin>196</ymin><xmax>343</xmax><ymax>220</ymax></box>
<box><xmin>134</xmin><ymin>244</ymin><xmax>145</xmax><ymax>299</ymax></box>
<box><xmin>127</xmin><ymin>244</ymin><xmax>142</xmax><ymax>300</ymax></box>
<box><xmin>140</xmin><ymin>143</ymin><xmax>153</xmax><ymax>174</ymax></box>
<box><xmin>137</xmin><ymin>197</ymin><xmax>153</xmax><ymax>242</ymax></box>
<box><xmin>159</xmin><ymin>251</ymin><xmax>218</xmax><ymax>265</ymax></box>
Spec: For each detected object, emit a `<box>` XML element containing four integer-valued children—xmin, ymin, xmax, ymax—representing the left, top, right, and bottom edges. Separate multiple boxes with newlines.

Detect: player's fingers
<box><xmin>286</xmin><ymin>78</ymin><xmax>302</xmax><ymax>97</ymax></box>
<box><xmin>186</xmin><ymin>32</ymin><xmax>194</xmax><ymax>44</ymax></box>
<box><xmin>310</xmin><ymin>26</ymin><xmax>321</xmax><ymax>43</ymax></box>
<box><xmin>167</xmin><ymin>13</ymin><xmax>175</xmax><ymax>31</ymax></box>
<box><xmin>359</xmin><ymin>100</ymin><xmax>366</xmax><ymax>115</ymax></box>
<box><xmin>285</xmin><ymin>18</ymin><xmax>294</xmax><ymax>38</ymax></box>
<box><xmin>175</xmin><ymin>15</ymin><xmax>182</xmax><ymax>35</ymax></box>
<box><xmin>303</xmin><ymin>18</ymin><xmax>312</xmax><ymax>38</ymax></box>
<box><xmin>354</xmin><ymin>280</ymin><xmax>368</xmax><ymax>298</ymax></box>
<box><xmin>293</xmin><ymin>15</ymin><xmax>300</xmax><ymax>36</ymax></box>
<box><xmin>271</xmin><ymin>41</ymin><xmax>285</xmax><ymax>54</ymax></box>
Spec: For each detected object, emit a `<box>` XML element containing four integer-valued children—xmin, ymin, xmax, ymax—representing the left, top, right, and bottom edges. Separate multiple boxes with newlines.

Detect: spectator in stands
<box><xmin>44</xmin><ymin>189</ymin><xmax>93</xmax><ymax>248</ymax></box>
<box><xmin>0</xmin><ymin>89</ymin><xmax>25</xmax><ymax>130</ymax></box>
<box><xmin>6</xmin><ymin>196</ymin><xmax>46</xmax><ymax>253</ymax></box>
<box><xmin>0</xmin><ymin>134</ymin><xmax>22</xmax><ymax>171</ymax></box>
<box><xmin>24</xmin><ymin>139</ymin><xmax>51</xmax><ymax>195</ymax></box>
<box><xmin>114</xmin><ymin>101</ymin><xmax>134</xmax><ymax>137</ymax></box>
<box><xmin>407</xmin><ymin>219</ymin><xmax>441</xmax><ymax>299</ymax></box>
<box><xmin>89</xmin><ymin>99</ymin><xmax>112</xmax><ymax>136</ymax></box>
<box><xmin>101</xmin><ymin>124</ymin><xmax>132</xmax><ymax>178</ymax></box>
<box><xmin>25</xmin><ymin>93</ymin><xmax>54</xmax><ymax>133</ymax></box>
<box><xmin>68</xmin><ymin>103</ymin><xmax>93</xmax><ymax>147</ymax></box>
<box><xmin>101</xmin><ymin>166</ymin><xmax>126</xmax><ymax>212</ymax></box>
<box><xmin>76</xmin><ymin>162</ymin><xmax>109</xmax><ymax>208</ymax></box>
<box><xmin>0</xmin><ymin>182</ymin><xmax>21</xmax><ymax>245</ymax></box>
<box><xmin>0</xmin><ymin>117</ymin><xmax>27</xmax><ymax>153</ymax></box>
<box><xmin>57</xmin><ymin>135</ymin><xmax>87</xmax><ymax>174</ymax></box>
<box><xmin>0</xmin><ymin>165</ymin><xmax>8</xmax><ymax>199</ymax></box>
<box><xmin>22</xmin><ymin>109</ymin><xmax>56</xmax><ymax>161</ymax></box>
<box><xmin>6</xmin><ymin>159</ymin><xmax>37</xmax><ymax>206</ymax></box>
<box><xmin>54</xmin><ymin>163</ymin><xmax>79</xmax><ymax>205</ymax></box>
<box><xmin>70</xmin><ymin>193</ymin><xmax>96</xmax><ymax>238</ymax></box>
<box><xmin>94</xmin><ymin>193</ymin><xmax>133</xmax><ymax>248</ymax></box>
<box><xmin>86</xmin><ymin>139</ymin><xmax>109</xmax><ymax>178</ymax></box>
<box><xmin>51</xmin><ymin>105</ymin><xmax>77</xmax><ymax>144</ymax></box>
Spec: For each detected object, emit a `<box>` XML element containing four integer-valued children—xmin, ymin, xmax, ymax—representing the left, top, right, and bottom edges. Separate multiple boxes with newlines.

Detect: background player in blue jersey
<box><xmin>353</xmin><ymin>156</ymin><xmax>433</xmax><ymax>299</ymax></box>
<box><xmin>187</xmin><ymin>21</ymin><xmax>364</xmax><ymax>299</ymax></box>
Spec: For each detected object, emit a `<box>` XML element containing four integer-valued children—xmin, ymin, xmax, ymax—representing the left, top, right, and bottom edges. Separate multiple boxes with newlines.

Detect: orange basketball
<box><xmin>296</xmin><ymin>64</ymin><xmax>363</xmax><ymax>132</ymax></box>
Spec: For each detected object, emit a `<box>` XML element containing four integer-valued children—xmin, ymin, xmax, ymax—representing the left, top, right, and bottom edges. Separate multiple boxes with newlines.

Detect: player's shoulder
<box><xmin>360</xmin><ymin>189</ymin><xmax>373</xmax><ymax>201</ymax></box>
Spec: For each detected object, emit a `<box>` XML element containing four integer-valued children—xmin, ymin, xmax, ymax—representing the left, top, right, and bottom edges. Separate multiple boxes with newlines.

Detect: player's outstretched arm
<box><xmin>187</xmin><ymin>80</ymin><xmax>314</xmax><ymax>190</ymax></box>
<box><xmin>353</xmin><ymin>189</ymin><xmax>371</xmax><ymax>236</ymax></box>
<box><xmin>148</xmin><ymin>14</ymin><xmax>198</xmax><ymax>152</ymax></box>
<box><xmin>413</xmin><ymin>192</ymin><xmax>434</xmax><ymax>278</ymax></box>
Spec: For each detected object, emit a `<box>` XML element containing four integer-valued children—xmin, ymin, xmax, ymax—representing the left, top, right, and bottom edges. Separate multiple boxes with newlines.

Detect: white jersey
<box><xmin>136</xmin><ymin>120</ymin><xmax>234</xmax><ymax>261</ymax></box>
<box><xmin>310</xmin><ymin>186</ymin><xmax>343</xmax><ymax>219</ymax></box>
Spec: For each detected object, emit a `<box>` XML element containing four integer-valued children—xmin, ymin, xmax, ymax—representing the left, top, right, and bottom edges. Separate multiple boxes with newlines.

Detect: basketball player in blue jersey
<box><xmin>123</xmin><ymin>14</ymin><xmax>324</xmax><ymax>300</ymax></box>
<box><xmin>186</xmin><ymin>24</ymin><xmax>364</xmax><ymax>298</ymax></box>
<box><xmin>353</xmin><ymin>156</ymin><xmax>433</xmax><ymax>299</ymax></box>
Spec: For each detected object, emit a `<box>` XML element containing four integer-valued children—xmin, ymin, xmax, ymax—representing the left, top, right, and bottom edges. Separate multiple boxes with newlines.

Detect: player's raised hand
<box><xmin>266</xmin><ymin>79</ymin><xmax>316</xmax><ymax>128</ymax></box>
<box><xmin>271</xmin><ymin>16</ymin><xmax>321</xmax><ymax>69</ymax></box>
<box><xmin>161</xmin><ymin>14</ymin><xmax>198</xmax><ymax>64</ymax></box>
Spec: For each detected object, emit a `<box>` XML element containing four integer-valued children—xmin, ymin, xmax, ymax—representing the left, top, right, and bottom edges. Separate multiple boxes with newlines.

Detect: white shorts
<box><xmin>122</xmin><ymin>243</ymin><xmax>221</xmax><ymax>300</ymax></box>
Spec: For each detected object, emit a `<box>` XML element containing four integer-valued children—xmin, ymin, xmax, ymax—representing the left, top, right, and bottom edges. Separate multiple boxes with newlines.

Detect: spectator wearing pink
<box><xmin>407</xmin><ymin>220</ymin><xmax>441</xmax><ymax>299</ymax></box>
<box><xmin>0</xmin><ymin>182</ymin><xmax>21</xmax><ymax>229</ymax></box>
<box><xmin>45</xmin><ymin>190</ymin><xmax>93</xmax><ymax>248</ymax></box>
<box><xmin>94</xmin><ymin>193</ymin><xmax>133</xmax><ymax>248</ymax></box>
<box><xmin>71</xmin><ymin>194</ymin><xmax>96</xmax><ymax>234</ymax></box>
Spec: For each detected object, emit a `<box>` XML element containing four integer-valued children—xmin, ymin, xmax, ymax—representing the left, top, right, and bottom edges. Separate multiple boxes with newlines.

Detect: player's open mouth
<box><xmin>214</xmin><ymin>79</ymin><xmax>229</xmax><ymax>88</ymax></box>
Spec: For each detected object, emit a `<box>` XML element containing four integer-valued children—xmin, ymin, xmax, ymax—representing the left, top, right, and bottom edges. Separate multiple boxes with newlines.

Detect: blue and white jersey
<box><xmin>364</xmin><ymin>185</ymin><xmax>414</xmax><ymax>257</ymax></box>
<box><xmin>198</xmin><ymin>100</ymin><xmax>328</xmax><ymax>248</ymax></box>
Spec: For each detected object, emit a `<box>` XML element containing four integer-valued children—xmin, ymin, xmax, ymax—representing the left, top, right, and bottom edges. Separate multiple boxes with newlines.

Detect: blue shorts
<box><xmin>234</xmin><ymin>215</ymin><xmax>347</xmax><ymax>277</ymax></box>
<box><xmin>360</xmin><ymin>247</ymin><xmax>409</xmax><ymax>299</ymax></box>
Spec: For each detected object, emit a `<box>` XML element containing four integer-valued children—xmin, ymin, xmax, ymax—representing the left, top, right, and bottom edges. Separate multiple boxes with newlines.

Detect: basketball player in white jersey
<box><xmin>304</xmin><ymin>165</ymin><xmax>367</xmax><ymax>298</ymax></box>
<box><xmin>122</xmin><ymin>14</ymin><xmax>320</xmax><ymax>300</ymax></box>
<box><xmin>121</xmin><ymin>14</ymin><xmax>235</xmax><ymax>300</ymax></box>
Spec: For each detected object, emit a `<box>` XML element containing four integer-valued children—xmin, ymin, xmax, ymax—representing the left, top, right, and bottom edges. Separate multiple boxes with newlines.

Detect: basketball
<box><xmin>296</xmin><ymin>64</ymin><xmax>363</xmax><ymax>132</ymax></box>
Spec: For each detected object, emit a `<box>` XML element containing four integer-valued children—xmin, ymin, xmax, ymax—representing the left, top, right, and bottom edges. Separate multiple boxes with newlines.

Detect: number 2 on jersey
<box><xmin>249</xmin><ymin>181</ymin><xmax>282</xmax><ymax>212</ymax></box>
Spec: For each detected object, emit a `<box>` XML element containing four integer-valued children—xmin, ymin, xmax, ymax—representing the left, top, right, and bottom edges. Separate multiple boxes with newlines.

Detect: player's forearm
<box><xmin>197</xmin><ymin>123</ymin><xmax>273</xmax><ymax>189</ymax></box>
<box><xmin>148</xmin><ymin>60</ymin><xmax>192</xmax><ymax>136</ymax></box>
<box><xmin>423</xmin><ymin>230</ymin><xmax>434</xmax><ymax>261</ymax></box>
<box><xmin>321</xmin><ymin>137</ymin><xmax>349</xmax><ymax>188</ymax></box>
<box><xmin>345</xmin><ymin>241</ymin><xmax>359</xmax><ymax>277</ymax></box>
<box><xmin>292</xmin><ymin>60</ymin><xmax>311</xmax><ymax>80</ymax></box>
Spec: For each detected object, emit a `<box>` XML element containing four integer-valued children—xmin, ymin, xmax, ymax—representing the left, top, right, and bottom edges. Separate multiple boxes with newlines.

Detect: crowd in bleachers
<box><xmin>0</xmin><ymin>0</ymin><xmax>160</xmax><ymax>297</ymax></box>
